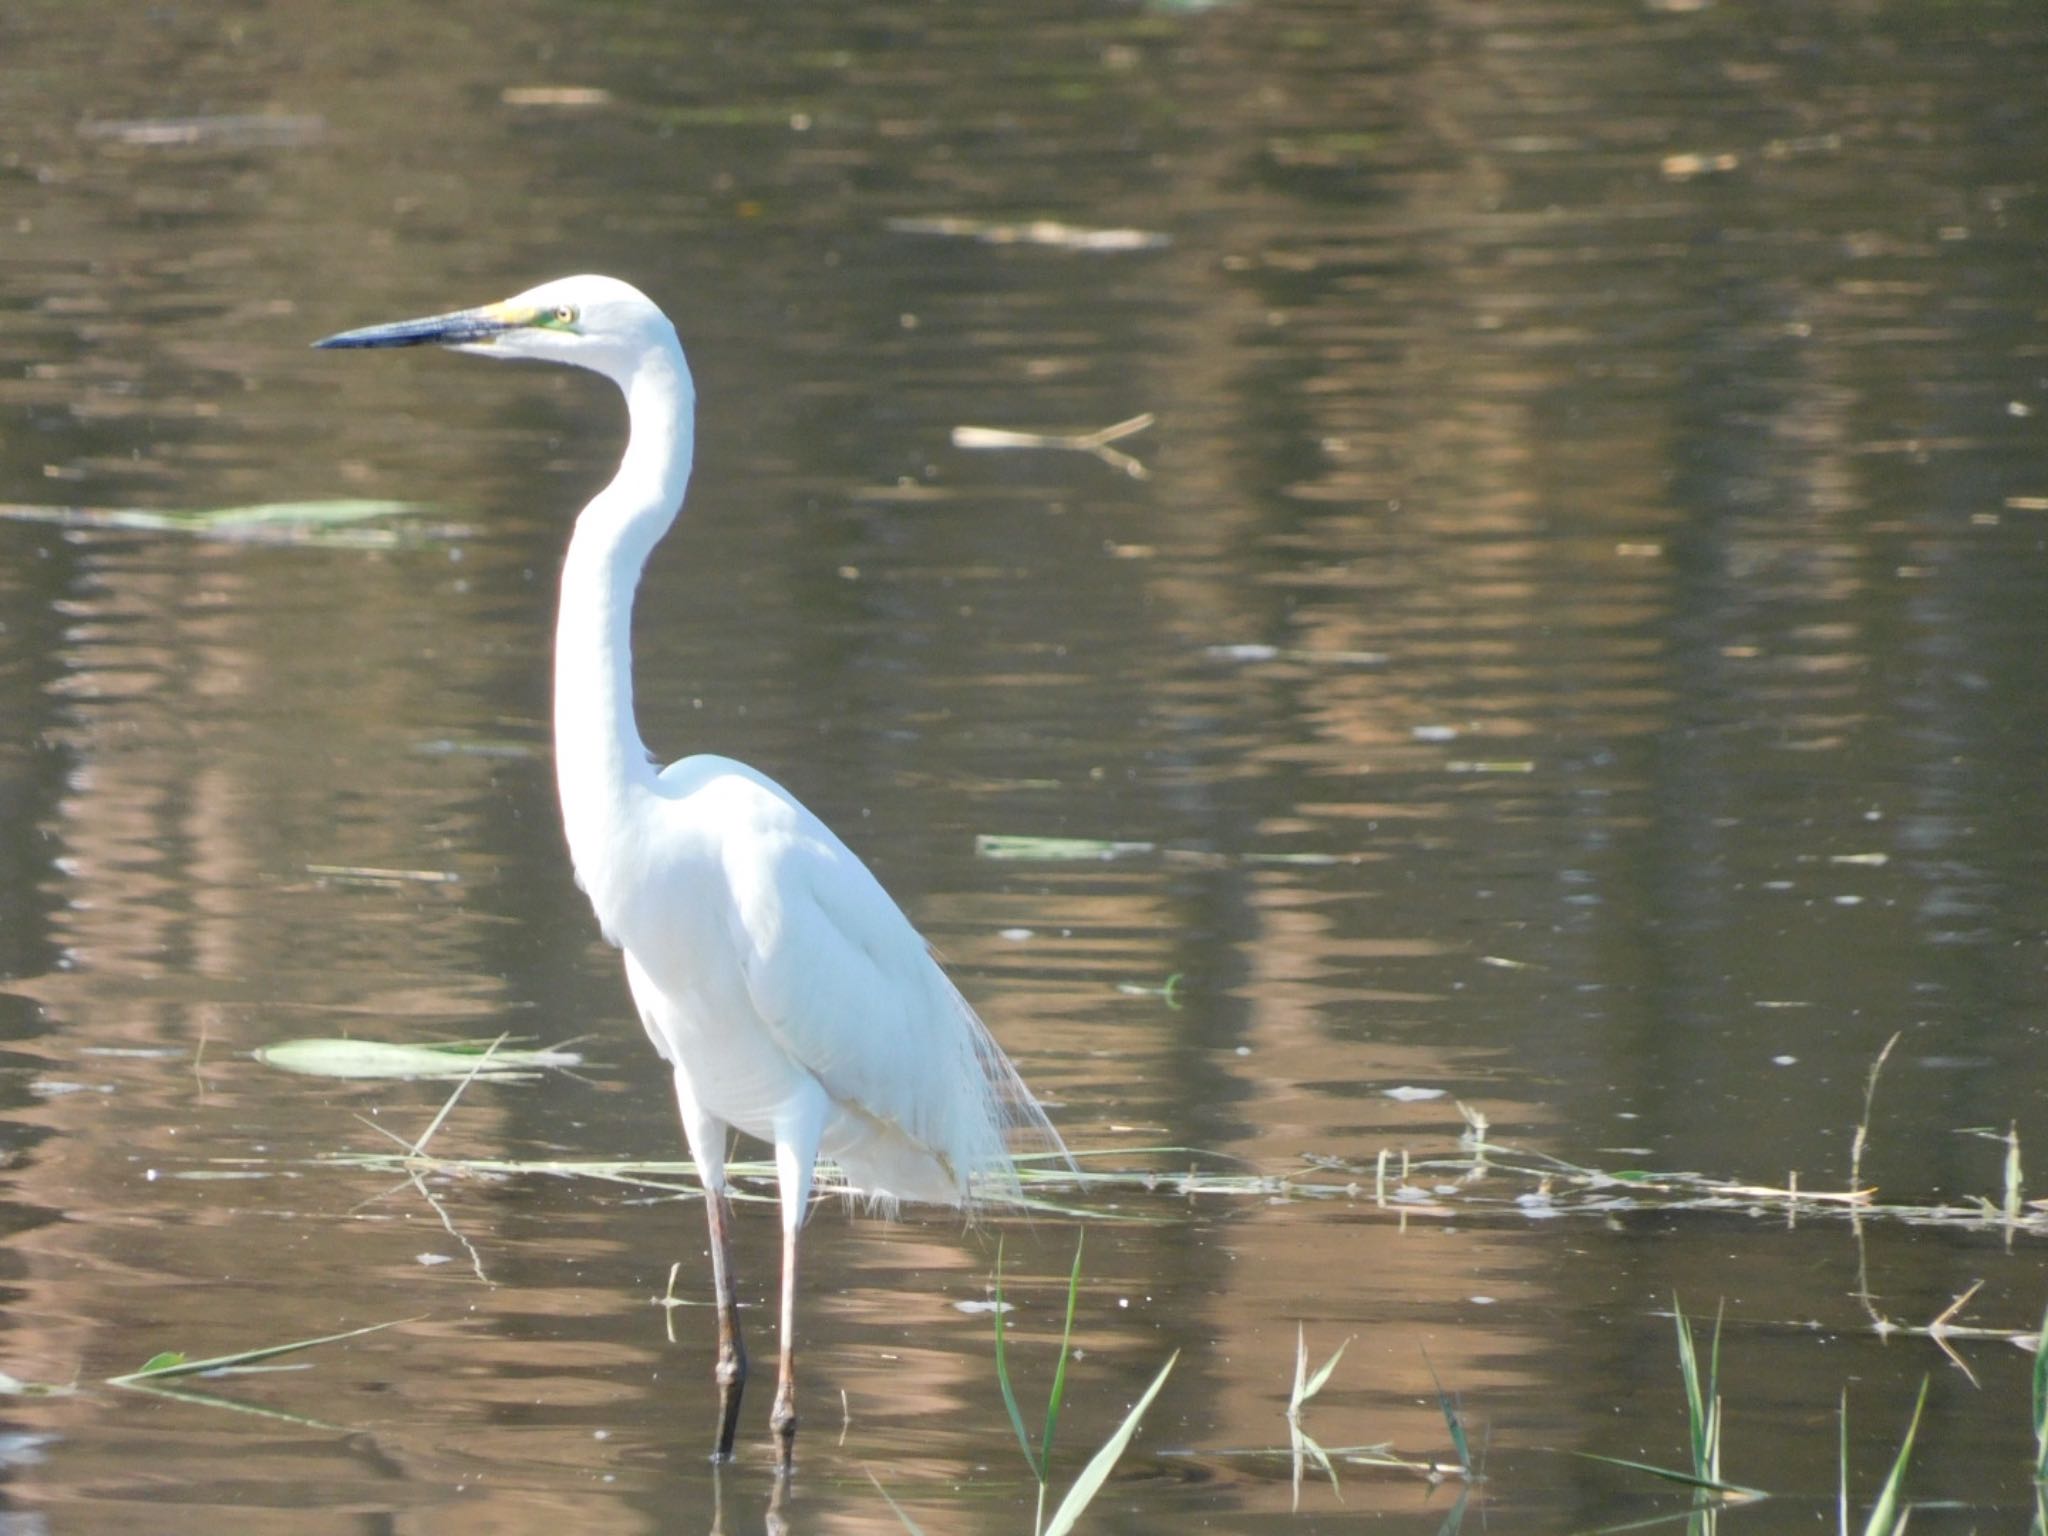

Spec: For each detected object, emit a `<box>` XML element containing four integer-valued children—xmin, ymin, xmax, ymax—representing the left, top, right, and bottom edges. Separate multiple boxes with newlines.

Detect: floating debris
<box><xmin>976</xmin><ymin>834</ymin><xmax>1157</xmax><ymax>862</ymax></box>
<box><xmin>952</xmin><ymin>413</ymin><xmax>1155</xmax><ymax>478</ymax></box>
<box><xmin>307</xmin><ymin>863</ymin><xmax>461</xmax><ymax>887</ymax></box>
<box><xmin>1117</xmin><ymin>974</ymin><xmax>1186</xmax><ymax>1008</ymax></box>
<box><xmin>80</xmin><ymin>114</ymin><xmax>325</xmax><ymax>148</ymax></box>
<box><xmin>888</xmin><ymin>215</ymin><xmax>1170</xmax><ymax>252</ymax></box>
<box><xmin>412</xmin><ymin>738</ymin><xmax>538</xmax><ymax>760</ymax></box>
<box><xmin>0</xmin><ymin>499</ymin><xmax>454</xmax><ymax>548</ymax></box>
<box><xmin>1661</xmin><ymin>150</ymin><xmax>1740</xmax><ymax>180</ymax></box>
<box><xmin>1205</xmin><ymin>643</ymin><xmax>1389</xmax><ymax>666</ymax></box>
<box><xmin>500</xmin><ymin>86</ymin><xmax>614</xmax><ymax>108</ymax></box>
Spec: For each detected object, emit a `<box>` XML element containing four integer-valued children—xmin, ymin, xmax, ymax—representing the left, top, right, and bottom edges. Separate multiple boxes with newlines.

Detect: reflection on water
<box><xmin>1</xmin><ymin>0</ymin><xmax>2045</xmax><ymax>1529</ymax></box>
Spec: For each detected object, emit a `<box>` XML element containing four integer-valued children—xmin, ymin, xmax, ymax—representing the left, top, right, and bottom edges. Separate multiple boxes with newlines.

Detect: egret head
<box><xmin>314</xmin><ymin>274</ymin><xmax>679</xmax><ymax>384</ymax></box>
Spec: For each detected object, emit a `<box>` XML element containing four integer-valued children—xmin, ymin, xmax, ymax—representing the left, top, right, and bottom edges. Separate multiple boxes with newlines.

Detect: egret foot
<box><xmin>713</xmin><ymin>1330</ymin><xmax>747</xmax><ymax>1461</ymax></box>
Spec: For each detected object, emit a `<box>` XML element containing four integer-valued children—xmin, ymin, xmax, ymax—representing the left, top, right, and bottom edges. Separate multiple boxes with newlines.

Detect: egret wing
<box><xmin>671</xmin><ymin>763</ymin><xmax>1057</xmax><ymax>1203</ymax></box>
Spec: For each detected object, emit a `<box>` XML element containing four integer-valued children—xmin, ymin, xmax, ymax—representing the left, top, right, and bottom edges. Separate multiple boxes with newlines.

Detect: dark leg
<box><xmin>705</xmin><ymin>1187</ymin><xmax>747</xmax><ymax>1460</ymax></box>
<box><xmin>770</xmin><ymin>1217</ymin><xmax>799</xmax><ymax>1472</ymax></box>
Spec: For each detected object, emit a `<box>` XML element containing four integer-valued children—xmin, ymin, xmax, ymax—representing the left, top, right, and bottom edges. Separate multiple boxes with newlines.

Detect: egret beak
<box><xmin>313</xmin><ymin>302</ymin><xmax>531</xmax><ymax>350</ymax></box>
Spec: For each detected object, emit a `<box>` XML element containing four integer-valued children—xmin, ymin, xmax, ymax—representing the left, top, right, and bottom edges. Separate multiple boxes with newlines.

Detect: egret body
<box><xmin>316</xmin><ymin>275</ymin><xmax>1063</xmax><ymax>1469</ymax></box>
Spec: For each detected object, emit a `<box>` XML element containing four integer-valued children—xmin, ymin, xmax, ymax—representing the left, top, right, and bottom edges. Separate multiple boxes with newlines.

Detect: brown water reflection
<box><xmin>3</xmin><ymin>0</ymin><xmax>2046</xmax><ymax>1530</ymax></box>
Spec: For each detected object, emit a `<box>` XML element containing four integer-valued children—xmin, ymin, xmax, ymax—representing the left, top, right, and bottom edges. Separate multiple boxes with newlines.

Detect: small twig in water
<box><xmin>1850</xmin><ymin>1032</ymin><xmax>1900</xmax><ymax>1197</ymax></box>
<box><xmin>409</xmin><ymin>1032</ymin><xmax>508</xmax><ymax>1156</ymax></box>
<box><xmin>952</xmin><ymin>413</ymin><xmax>1156</xmax><ymax>478</ymax></box>
<box><xmin>408</xmin><ymin>1168</ymin><xmax>490</xmax><ymax>1285</ymax></box>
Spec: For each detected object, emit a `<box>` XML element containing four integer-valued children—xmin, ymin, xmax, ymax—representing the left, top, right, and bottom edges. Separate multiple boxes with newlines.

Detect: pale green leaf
<box><xmin>253</xmin><ymin>1037</ymin><xmax>579</xmax><ymax>1081</ymax></box>
<box><xmin>1042</xmin><ymin>1350</ymin><xmax>1177</xmax><ymax>1536</ymax></box>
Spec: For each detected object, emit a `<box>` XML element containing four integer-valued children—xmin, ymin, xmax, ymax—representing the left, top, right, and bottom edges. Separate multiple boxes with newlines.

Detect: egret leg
<box><xmin>770</xmin><ymin>1216</ymin><xmax>800</xmax><ymax>1472</ymax></box>
<box><xmin>705</xmin><ymin>1186</ymin><xmax>748</xmax><ymax>1460</ymax></box>
<box><xmin>770</xmin><ymin>1087</ymin><xmax>825</xmax><ymax>1473</ymax></box>
<box><xmin>668</xmin><ymin>1063</ymin><xmax>746</xmax><ymax>1461</ymax></box>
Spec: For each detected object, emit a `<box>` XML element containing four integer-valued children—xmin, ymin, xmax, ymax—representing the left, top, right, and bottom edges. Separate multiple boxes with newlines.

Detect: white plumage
<box><xmin>317</xmin><ymin>274</ymin><xmax>1064</xmax><ymax>1470</ymax></box>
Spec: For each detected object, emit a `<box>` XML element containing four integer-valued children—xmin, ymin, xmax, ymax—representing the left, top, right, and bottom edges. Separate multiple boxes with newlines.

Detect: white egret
<box><xmin>316</xmin><ymin>275</ymin><xmax>1064</xmax><ymax>1470</ymax></box>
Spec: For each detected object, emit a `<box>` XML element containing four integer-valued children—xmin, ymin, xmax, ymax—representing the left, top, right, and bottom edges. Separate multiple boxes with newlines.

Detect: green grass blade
<box><xmin>1304</xmin><ymin>1334</ymin><xmax>1353</xmax><ymax>1403</ymax></box>
<box><xmin>1432</xmin><ymin>1484</ymin><xmax>1471</xmax><ymax>1536</ymax></box>
<box><xmin>1839</xmin><ymin>1389</ymin><xmax>1852</xmax><ymax>1536</ymax></box>
<box><xmin>1573</xmin><ymin>1450</ymin><xmax>1767</xmax><ymax>1500</ymax></box>
<box><xmin>1042</xmin><ymin>1350</ymin><xmax>1177</xmax><ymax>1536</ymax></box>
<box><xmin>2032</xmin><ymin>1302</ymin><xmax>2048</xmax><ymax>1482</ymax></box>
<box><xmin>865</xmin><ymin>1467</ymin><xmax>930</xmax><ymax>1536</ymax></box>
<box><xmin>1862</xmin><ymin>1378</ymin><xmax>1928</xmax><ymax>1536</ymax></box>
<box><xmin>1671</xmin><ymin>1296</ymin><xmax>1724</xmax><ymax>1482</ymax></box>
<box><xmin>106</xmin><ymin>1316</ymin><xmax>419</xmax><ymax>1385</ymax></box>
<box><xmin>1706</xmin><ymin>1300</ymin><xmax>1725</xmax><ymax>1483</ymax></box>
<box><xmin>1039</xmin><ymin>1233</ymin><xmax>1084</xmax><ymax>1481</ymax></box>
<box><xmin>1672</xmin><ymin>1298</ymin><xmax>1703</xmax><ymax>1474</ymax></box>
<box><xmin>1422</xmin><ymin>1349</ymin><xmax>1472</xmax><ymax>1475</ymax></box>
<box><xmin>990</xmin><ymin>1238</ymin><xmax>1037</xmax><ymax>1473</ymax></box>
<box><xmin>115</xmin><ymin>1376</ymin><xmax>353</xmax><ymax>1431</ymax></box>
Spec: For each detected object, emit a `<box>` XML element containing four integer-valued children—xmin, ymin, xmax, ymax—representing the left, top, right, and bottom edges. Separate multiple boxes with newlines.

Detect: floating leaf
<box><xmin>253</xmin><ymin>1037</ymin><xmax>580</xmax><ymax>1081</ymax></box>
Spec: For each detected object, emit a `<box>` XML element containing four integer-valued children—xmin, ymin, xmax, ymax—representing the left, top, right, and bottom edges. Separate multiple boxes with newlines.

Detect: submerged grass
<box><xmin>302</xmin><ymin>1036</ymin><xmax>2044</xmax><ymax>1246</ymax></box>
<box><xmin>879</xmin><ymin>1233</ymin><xmax>1176</xmax><ymax>1535</ymax></box>
<box><xmin>1576</xmin><ymin>1298</ymin><xmax>1766</xmax><ymax>1504</ymax></box>
<box><xmin>1164</xmin><ymin>1333</ymin><xmax>1481</xmax><ymax>1503</ymax></box>
<box><xmin>314</xmin><ymin>1126</ymin><xmax>2048</xmax><ymax>1244</ymax></box>
<box><xmin>1285</xmin><ymin>1326</ymin><xmax>1354</xmax><ymax>1507</ymax></box>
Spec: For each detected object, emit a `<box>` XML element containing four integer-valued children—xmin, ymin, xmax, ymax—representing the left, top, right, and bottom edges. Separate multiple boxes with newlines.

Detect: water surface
<box><xmin>2</xmin><ymin>1</ymin><xmax>2046</xmax><ymax>1530</ymax></box>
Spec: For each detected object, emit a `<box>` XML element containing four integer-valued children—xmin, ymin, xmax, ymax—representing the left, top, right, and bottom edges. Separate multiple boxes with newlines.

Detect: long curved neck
<box><xmin>553</xmin><ymin>333</ymin><xmax>695</xmax><ymax>894</ymax></box>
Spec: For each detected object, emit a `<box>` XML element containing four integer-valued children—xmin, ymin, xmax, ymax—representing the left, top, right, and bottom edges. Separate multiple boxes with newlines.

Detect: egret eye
<box><xmin>552</xmin><ymin>304</ymin><xmax>577</xmax><ymax>326</ymax></box>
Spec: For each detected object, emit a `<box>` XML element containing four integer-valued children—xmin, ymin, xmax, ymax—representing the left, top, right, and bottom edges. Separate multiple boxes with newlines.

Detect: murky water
<box><xmin>3</xmin><ymin>1</ymin><xmax>2046</xmax><ymax>1530</ymax></box>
